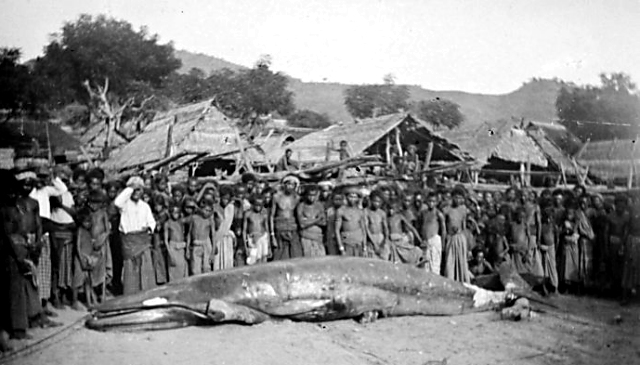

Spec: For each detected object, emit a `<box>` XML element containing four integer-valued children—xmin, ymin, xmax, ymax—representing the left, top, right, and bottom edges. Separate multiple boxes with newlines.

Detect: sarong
<box><xmin>540</xmin><ymin>244</ymin><xmax>558</xmax><ymax>288</ymax></box>
<box><xmin>509</xmin><ymin>245</ymin><xmax>529</xmax><ymax>274</ymax></box>
<box><xmin>91</xmin><ymin>234</ymin><xmax>113</xmax><ymax>287</ymax></box>
<box><xmin>366</xmin><ymin>233</ymin><xmax>388</xmax><ymax>260</ymax></box>
<box><xmin>341</xmin><ymin>230</ymin><xmax>364</xmax><ymax>257</ymax></box>
<box><xmin>443</xmin><ymin>232</ymin><xmax>470</xmax><ymax>283</ymax></box>
<box><xmin>527</xmin><ymin>236</ymin><xmax>544</xmax><ymax>277</ymax></box>
<box><xmin>300</xmin><ymin>236</ymin><xmax>326</xmax><ymax>258</ymax></box>
<box><xmin>121</xmin><ymin>231</ymin><xmax>155</xmax><ymax>295</ymax></box>
<box><xmin>273</xmin><ymin>218</ymin><xmax>302</xmax><ymax>260</ymax></box>
<box><xmin>325</xmin><ymin>210</ymin><xmax>340</xmax><ymax>255</ymax></box>
<box><xmin>167</xmin><ymin>241</ymin><xmax>188</xmax><ymax>281</ymax></box>
<box><xmin>152</xmin><ymin>232</ymin><xmax>168</xmax><ymax>285</ymax></box>
<box><xmin>608</xmin><ymin>235</ymin><xmax>624</xmax><ymax>288</ymax></box>
<box><xmin>246</xmin><ymin>233</ymin><xmax>270</xmax><ymax>264</ymax></box>
<box><xmin>190</xmin><ymin>239</ymin><xmax>213</xmax><ymax>275</ymax></box>
<box><xmin>622</xmin><ymin>235</ymin><xmax>640</xmax><ymax>290</ymax></box>
<box><xmin>36</xmin><ymin>233</ymin><xmax>52</xmax><ymax>301</ymax></box>
<box><xmin>389</xmin><ymin>233</ymin><xmax>422</xmax><ymax>264</ymax></box>
<box><xmin>6</xmin><ymin>256</ymin><xmax>41</xmax><ymax>332</ymax></box>
<box><xmin>212</xmin><ymin>232</ymin><xmax>234</xmax><ymax>270</ymax></box>
<box><xmin>423</xmin><ymin>234</ymin><xmax>442</xmax><ymax>274</ymax></box>
<box><xmin>578</xmin><ymin>236</ymin><xmax>594</xmax><ymax>287</ymax></box>
<box><xmin>560</xmin><ymin>236</ymin><xmax>580</xmax><ymax>284</ymax></box>
<box><xmin>50</xmin><ymin>229</ymin><xmax>75</xmax><ymax>289</ymax></box>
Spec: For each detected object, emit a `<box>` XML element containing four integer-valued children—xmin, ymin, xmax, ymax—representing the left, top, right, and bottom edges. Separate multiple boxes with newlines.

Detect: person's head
<box><xmin>407</xmin><ymin>144</ymin><xmax>417</xmax><ymax>155</ymax></box>
<box><xmin>579</xmin><ymin>195</ymin><xmax>589</xmax><ymax>210</ymax></box>
<box><xmin>73</xmin><ymin>169</ymin><xmax>88</xmax><ymax>191</ymax></box>
<box><xmin>256</xmin><ymin>180</ymin><xmax>267</xmax><ymax>194</ymax></box>
<box><xmin>199</xmin><ymin>204</ymin><xmax>213</xmax><ymax>218</ymax></box>
<box><xmin>169</xmin><ymin>205</ymin><xmax>181</xmax><ymax>220</ymax></box>
<box><xmin>483</xmin><ymin>192</ymin><xmax>494</xmax><ymax>204</ymax></box>
<box><xmin>172</xmin><ymin>185</ymin><xmax>185</xmax><ymax>202</ymax></box>
<box><xmin>591</xmin><ymin>194</ymin><xmax>604</xmax><ymax>210</ymax></box>
<box><xmin>88</xmin><ymin>190</ymin><xmax>106</xmax><ymax>211</ymax></box>
<box><xmin>235</xmin><ymin>184</ymin><xmax>247</xmax><ymax>201</ymax></box>
<box><xmin>493</xmin><ymin>191</ymin><xmax>503</xmax><ymax>203</ymax></box>
<box><xmin>387</xmin><ymin>200</ymin><xmax>400</xmax><ymax>216</ymax></box>
<box><xmin>370</xmin><ymin>192</ymin><xmax>383</xmax><ymax>210</ymax></box>
<box><xmin>426</xmin><ymin>192</ymin><xmax>437</xmax><ymax>209</ymax></box>
<box><xmin>402</xmin><ymin>193</ymin><xmax>414</xmax><ymax>209</ymax></box>
<box><xmin>15</xmin><ymin>170</ymin><xmax>36</xmax><ymax>196</ymax></box>
<box><xmin>332</xmin><ymin>192</ymin><xmax>344</xmax><ymax>208</ymax></box>
<box><xmin>88</xmin><ymin>176</ymin><xmax>102</xmax><ymax>192</ymax></box>
<box><xmin>183</xmin><ymin>198</ymin><xmax>196</xmax><ymax>215</ymax></box>
<box><xmin>285</xmin><ymin>148</ymin><xmax>293</xmax><ymax>159</ymax></box>
<box><xmin>553</xmin><ymin>190</ymin><xmax>563</xmax><ymax>206</ymax></box>
<box><xmin>472</xmin><ymin>247</ymin><xmax>486</xmax><ymax>262</ymax></box>
<box><xmin>565</xmin><ymin>207</ymin><xmax>576</xmax><ymax>221</ymax></box>
<box><xmin>573</xmin><ymin>185</ymin><xmax>586</xmax><ymax>198</ymax></box>
<box><xmin>379</xmin><ymin>187</ymin><xmax>391</xmax><ymax>202</ymax></box>
<box><xmin>152</xmin><ymin>196</ymin><xmax>165</xmax><ymax>214</ymax></box>
<box><xmin>80</xmin><ymin>213</ymin><xmax>93</xmax><ymax>230</ymax></box>
<box><xmin>506</xmin><ymin>188</ymin><xmax>517</xmax><ymax>201</ymax></box>
<box><xmin>262</xmin><ymin>187</ymin><xmax>273</xmax><ymax>207</ymax></box>
<box><xmin>414</xmin><ymin>191</ymin><xmax>424</xmax><ymax>207</ymax></box>
<box><xmin>131</xmin><ymin>187</ymin><xmax>143</xmax><ymax>202</ymax></box>
<box><xmin>143</xmin><ymin>174</ymin><xmax>154</xmax><ymax>190</ymax></box>
<box><xmin>155</xmin><ymin>175</ymin><xmax>169</xmax><ymax>192</ymax></box>
<box><xmin>251</xmin><ymin>195</ymin><xmax>265</xmax><ymax>212</ymax></box>
<box><xmin>220</xmin><ymin>188</ymin><xmax>232</xmax><ymax>207</ymax></box>
<box><xmin>614</xmin><ymin>195</ymin><xmax>628</xmax><ymax>214</ymax></box>
<box><xmin>282</xmin><ymin>176</ymin><xmax>298</xmax><ymax>195</ymax></box>
<box><xmin>339</xmin><ymin>140</ymin><xmax>348</xmax><ymax>149</ymax></box>
<box><xmin>452</xmin><ymin>190</ymin><xmax>465</xmax><ymax>207</ymax></box>
<box><xmin>515</xmin><ymin>207</ymin><xmax>526</xmax><ymax>222</ymax></box>
<box><xmin>346</xmin><ymin>189</ymin><xmax>360</xmax><ymax>207</ymax></box>
<box><xmin>106</xmin><ymin>182</ymin><xmax>121</xmax><ymax>200</ymax></box>
<box><xmin>304</xmin><ymin>185</ymin><xmax>319</xmax><ymax>204</ymax></box>
<box><xmin>141</xmin><ymin>189</ymin><xmax>152</xmax><ymax>203</ymax></box>
<box><xmin>187</xmin><ymin>177</ymin><xmax>199</xmax><ymax>194</ymax></box>
<box><xmin>318</xmin><ymin>182</ymin><xmax>333</xmax><ymax>201</ymax></box>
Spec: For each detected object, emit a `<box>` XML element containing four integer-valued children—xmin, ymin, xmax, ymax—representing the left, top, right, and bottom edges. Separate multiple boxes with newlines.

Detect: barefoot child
<box><xmin>86</xmin><ymin>191</ymin><xmax>112</xmax><ymax>303</ymax></box>
<box><xmin>163</xmin><ymin>206</ymin><xmax>188</xmax><ymax>281</ymax></box>
<box><xmin>72</xmin><ymin>212</ymin><xmax>99</xmax><ymax>308</ymax></box>
<box><xmin>365</xmin><ymin>192</ymin><xmax>389</xmax><ymax>259</ymax></box>
<box><xmin>443</xmin><ymin>189</ymin><xmax>470</xmax><ymax>283</ymax></box>
<box><xmin>243</xmin><ymin>195</ymin><xmax>270</xmax><ymax>265</ymax></box>
<box><xmin>509</xmin><ymin>208</ymin><xmax>531</xmax><ymax>274</ymax></box>
<box><xmin>187</xmin><ymin>204</ymin><xmax>217</xmax><ymax>275</ymax></box>
<box><xmin>325</xmin><ymin>192</ymin><xmax>344</xmax><ymax>255</ymax></box>
<box><xmin>296</xmin><ymin>186</ymin><xmax>327</xmax><ymax>257</ymax></box>
<box><xmin>335</xmin><ymin>188</ymin><xmax>366</xmax><ymax>257</ymax></box>
<box><xmin>540</xmin><ymin>208</ymin><xmax>559</xmax><ymax>293</ymax></box>
<box><xmin>418</xmin><ymin>192</ymin><xmax>446</xmax><ymax>273</ymax></box>
<box><xmin>387</xmin><ymin>201</ymin><xmax>424</xmax><ymax>264</ymax></box>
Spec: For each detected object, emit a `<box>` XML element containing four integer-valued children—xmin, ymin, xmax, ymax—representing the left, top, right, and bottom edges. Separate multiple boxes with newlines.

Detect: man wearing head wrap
<box><xmin>114</xmin><ymin>176</ymin><xmax>156</xmax><ymax>295</ymax></box>
<box><xmin>270</xmin><ymin>176</ymin><xmax>302</xmax><ymax>260</ymax></box>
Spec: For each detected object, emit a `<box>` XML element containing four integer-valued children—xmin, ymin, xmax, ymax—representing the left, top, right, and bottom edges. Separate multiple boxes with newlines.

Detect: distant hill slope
<box><xmin>176</xmin><ymin>50</ymin><xmax>562</xmax><ymax>125</ymax></box>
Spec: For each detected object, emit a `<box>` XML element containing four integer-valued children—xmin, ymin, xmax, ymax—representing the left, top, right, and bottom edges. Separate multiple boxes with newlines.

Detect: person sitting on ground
<box><xmin>468</xmin><ymin>247</ymin><xmax>494</xmax><ymax>278</ymax></box>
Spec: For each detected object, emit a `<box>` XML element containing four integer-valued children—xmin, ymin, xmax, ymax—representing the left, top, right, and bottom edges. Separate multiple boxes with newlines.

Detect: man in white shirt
<box><xmin>29</xmin><ymin>168</ymin><xmax>68</xmax><ymax>313</ymax></box>
<box><xmin>115</xmin><ymin>176</ymin><xmax>157</xmax><ymax>295</ymax></box>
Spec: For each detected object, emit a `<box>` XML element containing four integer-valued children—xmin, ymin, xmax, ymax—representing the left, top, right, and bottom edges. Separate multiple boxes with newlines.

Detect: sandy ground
<box><xmin>3</xmin><ymin>295</ymin><xmax>639</xmax><ymax>365</ymax></box>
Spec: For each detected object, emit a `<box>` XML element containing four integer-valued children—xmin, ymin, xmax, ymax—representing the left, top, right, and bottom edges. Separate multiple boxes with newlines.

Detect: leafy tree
<box><xmin>163</xmin><ymin>67</ymin><xmax>211</xmax><ymax>104</ymax></box>
<box><xmin>344</xmin><ymin>76</ymin><xmax>410</xmax><ymax>119</ymax></box>
<box><xmin>414</xmin><ymin>98</ymin><xmax>464</xmax><ymax>129</ymax></box>
<box><xmin>0</xmin><ymin>48</ymin><xmax>41</xmax><ymax>117</ymax></box>
<box><xmin>287</xmin><ymin>109</ymin><xmax>332</xmax><ymax>129</ymax></box>
<box><xmin>556</xmin><ymin>72</ymin><xmax>640</xmax><ymax>141</ymax></box>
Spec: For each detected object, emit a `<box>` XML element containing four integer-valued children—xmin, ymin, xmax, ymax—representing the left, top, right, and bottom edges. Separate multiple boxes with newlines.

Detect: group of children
<box><xmin>2</xmin><ymin>164</ymin><xmax>639</xmax><ymax>346</ymax></box>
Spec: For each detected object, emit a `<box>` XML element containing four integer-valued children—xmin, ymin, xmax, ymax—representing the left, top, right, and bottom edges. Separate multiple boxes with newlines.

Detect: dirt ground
<box><xmin>3</xmin><ymin>295</ymin><xmax>639</xmax><ymax>365</ymax></box>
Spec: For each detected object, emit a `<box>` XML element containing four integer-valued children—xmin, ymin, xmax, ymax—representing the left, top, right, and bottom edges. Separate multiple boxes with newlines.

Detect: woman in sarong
<box><xmin>213</xmin><ymin>191</ymin><xmax>235</xmax><ymax>271</ymax></box>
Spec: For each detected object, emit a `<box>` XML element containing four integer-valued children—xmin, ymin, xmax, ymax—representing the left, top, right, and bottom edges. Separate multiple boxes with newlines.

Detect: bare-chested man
<box><xmin>604</xmin><ymin>195</ymin><xmax>630</xmax><ymax>296</ymax></box>
<box><xmin>418</xmin><ymin>192</ymin><xmax>446</xmax><ymax>274</ymax></box>
<box><xmin>296</xmin><ymin>186</ymin><xmax>327</xmax><ymax>257</ymax></box>
<box><xmin>243</xmin><ymin>195</ymin><xmax>270</xmax><ymax>265</ymax></box>
<box><xmin>335</xmin><ymin>188</ymin><xmax>366</xmax><ymax>257</ymax></box>
<box><xmin>270</xmin><ymin>176</ymin><xmax>302</xmax><ymax>260</ymax></box>
<box><xmin>388</xmin><ymin>200</ymin><xmax>423</xmax><ymax>264</ymax></box>
<box><xmin>365</xmin><ymin>192</ymin><xmax>389</xmax><ymax>259</ymax></box>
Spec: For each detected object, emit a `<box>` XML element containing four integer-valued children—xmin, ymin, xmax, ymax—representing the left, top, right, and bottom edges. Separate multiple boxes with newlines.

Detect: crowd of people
<box><xmin>1</xmin><ymin>163</ymin><xmax>639</xmax><ymax>347</ymax></box>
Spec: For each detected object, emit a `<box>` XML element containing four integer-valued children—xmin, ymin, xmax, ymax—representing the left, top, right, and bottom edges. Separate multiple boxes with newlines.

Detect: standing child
<box><xmin>559</xmin><ymin>208</ymin><xmax>581</xmax><ymax>293</ymax></box>
<box><xmin>509</xmin><ymin>208</ymin><xmax>531</xmax><ymax>274</ymax></box>
<box><xmin>418</xmin><ymin>192</ymin><xmax>446</xmax><ymax>274</ymax></box>
<box><xmin>72</xmin><ymin>212</ymin><xmax>99</xmax><ymax>308</ymax></box>
<box><xmin>324</xmin><ymin>192</ymin><xmax>344</xmax><ymax>255</ymax></box>
<box><xmin>243</xmin><ymin>195</ymin><xmax>270</xmax><ymax>265</ymax></box>
<box><xmin>213</xmin><ymin>188</ymin><xmax>235</xmax><ymax>270</ymax></box>
<box><xmin>187</xmin><ymin>204</ymin><xmax>217</xmax><ymax>275</ymax></box>
<box><xmin>365</xmin><ymin>192</ymin><xmax>389</xmax><ymax>260</ymax></box>
<box><xmin>86</xmin><ymin>191</ymin><xmax>112</xmax><ymax>303</ymax></box>
<box><xmin>335</xmin><ymin>188</ymin><xmax>366</xmax><ymax>257</ymax></box>
<box><xmin>297</xmin><ymin>185</ymin><xmax>327</xmax><ymax>257</ymax></box>
<box><xmin>163</xmin><ymin>206</ymin><xmax>188</xmax><ymax>281</ymax></box>
<box><xmin>151</xmin><ymin>196</ymin><xmax>169</xmax><ymax>285</ymax></box>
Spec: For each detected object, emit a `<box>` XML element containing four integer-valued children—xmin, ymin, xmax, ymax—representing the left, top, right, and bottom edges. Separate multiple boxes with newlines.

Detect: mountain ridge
<box><xmin>175</xmin><ymin>49</ymin><xmax>562</xmax><ymax>125</ymax></box>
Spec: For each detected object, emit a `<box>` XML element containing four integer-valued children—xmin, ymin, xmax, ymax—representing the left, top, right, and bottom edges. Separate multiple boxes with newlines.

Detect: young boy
<box><xmin>73</xmin><ymin>212</ymin><xmax>100</xmax><ymax>308</ymax></box>
<box><xmin>243</xmin><ymin>195</ymin><xmax>271</xmax><ymax>265</ymax></box>
<box><xmin>151</xmin><ymin>196</ymin><xmax>169</xmax><ymax>285</ymax></box>
<box><xmin>540</xmin><ymin>207</ymin><xmax>558</xmax><ymax>294</ymax></box>
<box><xmin>509</xmin><ymin>208</ymin><xmax>531</xmax><ymax>274</ymax></box>
<box><xmin>365</xmin><ymin>192</ymin><xmax>389</xmax><ymax>260</ymax></box>
<box><xmin>418</xmin><ymin>192</ymin><xmax>446</xmax><ymax>274</ymax></box>
<box><xmin>296</xmin><ymin>186</ymin><xmax>327</xmax><ymax>257</ymax></box>
<box><xmin>86</xmin><ymin>191</ymin><xmax>112</xmax><ymax>303</ymax></box>
<box><xmin>163</xmin><ymin>205</ymin><xmax>188</xmax><ymax>281</ymax></box>
<box><xmin>335</xmin><ymin>188</ymin><xmax>366</xmax><ymax>257</ymax></box>
<box><xmin>187</xmin><ymin>204</ymin><xmax>217</xmax><ymax>275</ymax></box>
<box><xmin>325</xmin><ymin>192</ymin><xmax>344</xmax><ymax>255</ymax></box>
<box><xmin>387</xmin><ymin>200</ymin><xmax>424</xmax><ymax>264</ymax></box>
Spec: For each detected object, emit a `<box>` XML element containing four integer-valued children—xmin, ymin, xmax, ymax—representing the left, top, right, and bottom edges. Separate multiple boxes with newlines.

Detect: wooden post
<box><xmin>519</xmin><ymin>163</ymin><xmax>525</xmax><ymax>188</ymax></box>
<box><xmin>385</xmin><ymin>134</ymin><xmax>393</xmax><ymax>169</ymax></box>
<box><xmin>423</xmin><ymin>142</ymin><xmax>434</xmax><ymax>172</ymax></box>
<box><xmin>325</xmin><ymin>141</ymin><xmax>331</xmax><ymax>162</ymax></box>
<box><xmin>628</xmin><ymin>163</ymin><xmax>634</xmax><ymax>189</ymax></box>
<box><xmin>560</xmin><ymin>162</ymin><xmax>567</xmax><ymax>188</ymax></box>
<box><xmin>526</xmin><ymin>160</ymin><xmax>531</xmax><ymax>187</ymax></box>
<box><xmin>394</xmin><ymin>128</ymin><xmax>403</xmax><ymax>157</ymax></box>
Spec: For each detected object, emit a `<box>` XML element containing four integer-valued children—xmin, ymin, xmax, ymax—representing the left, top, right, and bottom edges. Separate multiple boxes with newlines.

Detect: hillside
<box><xmin>176</xmin><ymin>50</ymin><xmax>562</xmax><ymax>125</ymax></box>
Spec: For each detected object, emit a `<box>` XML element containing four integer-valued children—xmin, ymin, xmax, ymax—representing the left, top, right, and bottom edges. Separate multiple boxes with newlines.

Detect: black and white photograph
<box><xmin>0</xmin><ymin>1</ymin><xmax>638</xmax><ymax>364</ymax></box>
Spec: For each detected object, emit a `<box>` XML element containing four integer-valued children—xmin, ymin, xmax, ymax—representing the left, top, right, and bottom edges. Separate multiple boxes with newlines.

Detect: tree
<box><xmin>287</xmin><ymin>109</ymin><xmax>332</xmax><ymax>129</ymax></box>
<box><xmin>556</xmin><ymin>72</ymin><xmax>640</xmax><ymax>141</ymax></box>
<box><xmin>344</xmin><ymin>76</ymin><xmax>410</xmax><ymax>119</ymax></box>
<box><xmin>0</xmin><ymin>48</ymin><xmax>41</xmax><ymax>117</ymax></box>
<box><xmin>415</xmin><ymin>98</ymin><xmax>464</xmax><ymax>129</ymax></box>
<box><xmin>207</xmin><ymin>59</ymin><xmax>294</xmax><ymax>123</ymax></box>
<box><xmin>33</xmin><ymin>14</ymin><xmax>181</xmax><ymax>148</ymax></box>
<box><xmin>163</xmin><ymin>67</ymin><xmax>211</xmax><ymax>104</ymax></box>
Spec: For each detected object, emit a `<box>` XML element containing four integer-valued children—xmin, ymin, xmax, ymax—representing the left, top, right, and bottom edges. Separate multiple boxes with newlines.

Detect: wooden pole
<box><xmin>423</xmin><ymin>142</ymin><xmax>434</xmax><ymax>172</ymax></box>
<box><xmin>385</xmin><ymin>134</ymin><xmax>392</xmax><ymax>169</ymax></box>
<box><xmin>325</xmin><ymin>141</ymin><xmax>331</xmax><ymax>162</ymax></box>
<box><xmin>394</xmin><ymin>128</ymin><xmax>403</xmax><ymax>157</ymax></box>
<box><xmin>628</xmin><ymin>163</ymin><xmax>634</xmax><ymax>189</ymax></box>
<box><xmin>560</xmin><ymin>162</ymin><xmax>567</xmax><ymax>188</ymax></box>
<box><xmin>526</xmin><ymin>160</ymin><xmax>531</xmax><ymax>188</ymax></box>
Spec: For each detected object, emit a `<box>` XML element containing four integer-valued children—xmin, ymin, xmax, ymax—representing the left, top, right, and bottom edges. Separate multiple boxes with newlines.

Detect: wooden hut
<box><xmin>525</xmin><ymin>121</ymin><xmax>586</xmax><ymax>181</ymax></box>
<box><xmin>576</xmin><ymin>138</ymin><xmax>639</xmax><ymax>186</ymax></box>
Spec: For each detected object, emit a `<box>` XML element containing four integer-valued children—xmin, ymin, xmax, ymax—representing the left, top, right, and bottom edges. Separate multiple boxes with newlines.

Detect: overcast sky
<box><xmin>1</xmin><ymin>0</ymin><xmax>639</xmax><ymax>94</ymax></box>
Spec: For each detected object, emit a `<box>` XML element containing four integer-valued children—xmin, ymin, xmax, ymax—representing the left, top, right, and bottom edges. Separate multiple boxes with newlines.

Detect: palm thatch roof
<box><xmin>576</xmin><ymin>138</ymin><xmax>639</xmax><ymax>180</ymax></box>
<box><xmin>441</xmin><ymin>120</ymin><xmax>548</xmax><ymax>167</ymax></box>
<box><xmin>527</xmin><ymin>121</ymin><xmax>583</xmax><ymax>156</ymax></box>
<box><xmin>526</xmin><ymin>121</ymin><xmax>582</xmax><ymax>174</ymax></box>
<box><xmin>0</xmin><ymin>118</ymin><xmax>81</xmax><ymax>157</ymax></box>
<box><xmin>103</xmin><ymin>99</ymin><xmax>241</xmax><ymax>170</ymax></box>
<box><xmin>80</xmin><ymin>122</ymin><xmax>129</xmax><ymax>154</ymax></box>
<box><xmin>236</xmin><ymin>133</ymin><xmax>295</xmax><ymax>166</ymax></box>
<box><xmin>278</xmin><ymin>113</ymin><xmax>466</xmax><ymax>164</ymax></box>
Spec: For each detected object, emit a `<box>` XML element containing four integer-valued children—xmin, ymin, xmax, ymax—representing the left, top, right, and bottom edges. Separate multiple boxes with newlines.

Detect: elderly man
<box><xmin>114</xmin><ymin>176</ymin><xmax>156</xmax><ymax>295</ymax></box>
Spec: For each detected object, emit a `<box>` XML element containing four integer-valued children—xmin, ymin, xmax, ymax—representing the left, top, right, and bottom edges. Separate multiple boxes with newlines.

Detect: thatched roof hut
<box><xmin>103</xmin><ymin>99</ymin><xmax>241</xmax><ymax>171</ymax></box>
<box><xmin>576</xmin><ymin>138</ymin><xmax>639</xmax><ymax>181</ymax></box>
<box><xmin>278</xmin><ymin>113</ymin><xmax>467</xmax><ymax>165</ymax></box>
<box><xmin>0</xmin><ymin>118</ymin><xmax>81</xmax><ymax>159</ymax></box>
<box><xmin>80</xmin><ymin>122</ymin><xmax>129</xmax><ymax>156</ymax></box>
<box><xmin>526</xmin><ymin>121</ymin><xmax>583</xmax><ymax>175</ymax></box>
<box><xmin>441</xmin><ymin>120</ymin><xmax>548</xmax><ymax>168</ymax></box>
